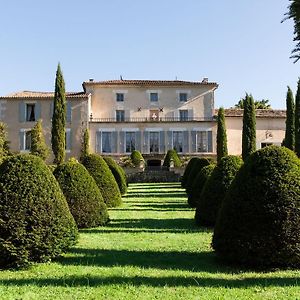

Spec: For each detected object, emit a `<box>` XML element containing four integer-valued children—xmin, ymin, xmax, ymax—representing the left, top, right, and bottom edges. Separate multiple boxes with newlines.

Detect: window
<box><xmin>65</xmin><ymin>129</ymin><xmax>71</xmax><ymax>151</ymax></box>
<box><xmin>25</xmin><ymin>131</ymin><xmax>31</xmax><ymax>150</ymax></box>
<box><xmin>26</xmin><ymin>103</ymin><xmax>36</xmax><ymax>121</ymax></box>
<box><xmin>179</xmin><ymin>93</ymin><xmax>188</xmax><ymax>102</ymax></box>
<box><xmin>102</xmin><ymin>132</ymin><xmax>112</xmax><ymax>153</ymax></box>
<box><xmin>116</xmin><ymin>93</ymin><xmax>124</xmax><ymax>102</ymax></box>
<box><xmin>125</xmin><ymin>132</ymin><xmax>136</xmax><ymax>153</ymax></box>
<box><xmin>179</xmin><ymin>110</ymin><xmax>188</xmax><ymax>121</ymax></box>
<box><xmin>149</xmin><ymin>132</ymin><xmax>159</xmax><ymax>153</ymax></box>
<box><xmin>173</xmin><ymin>131</ymin><xmax>183</xmax><ymax>153</ymax></box>
<box><xmin>197</xmin><ymin>131</ymin><xmax>208</xmax><ymax>152</ymax></box>
<box><xmin>116</xmin><ymin>110</ymin><xmax>125</xmax><ymax>122</ymax></box>
<box><xmin>150</xmin><ymin>92</ymin><xmax>158</xmax><ymax>102</ymax></box>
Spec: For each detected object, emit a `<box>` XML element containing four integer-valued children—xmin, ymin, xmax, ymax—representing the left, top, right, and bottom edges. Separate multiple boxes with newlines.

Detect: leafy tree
<box><xmin>234</xmin><ymin>98</ymin><xmax>271</xmax><ymax>109</ymax></box>
<box><xmin>282</xmin><ymin>0</ymin><xmax>300</xmax><ymax>63</ymax></box>
<box><xmin>30</xmin><ymin>120</ymin><xmax>49</xmax><ymax>161</ymax></box>
<box><xmin>0</xmin><ymin>122</ymin><xmax>10</xmax><ymax>158</ymax></box>
<box><xmin>51</xmin><ymin>63</ymin><xmax>66</xmax><ymax>165</ymax></box>
<box><xmin>80</xmin><ymin>128</ymin><xmax>90</xmax><ymax>161</ymax></box>
<box><xmin>295</xmin><ymin>78</ymin><xmax>300</xmax><ymax>156</ymax></box>
<box><xmin>242</xmin><ymin>94</ymin><xmax>256</xmax><ymax>160</ymax></box>
<box><xmin>216</xmin><ymin>107</ymin><xmax>228</xmax><ymax>164</ymax></box>
<box><xmin>283</xmin><ymin>86</ymin><xmax>295</xmax><ymax>150</ymax></box>
<box><xmin>163</xmin><ymin>149</ymin><xmax>182</xmax><ymax>167</ymax></box>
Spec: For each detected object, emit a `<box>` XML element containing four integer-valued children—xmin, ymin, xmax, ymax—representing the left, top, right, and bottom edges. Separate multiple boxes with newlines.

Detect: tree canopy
<box><xmin>234</xmin><ymin>98</ymin><xmax>271</xmax><ymax>109</ymax></box>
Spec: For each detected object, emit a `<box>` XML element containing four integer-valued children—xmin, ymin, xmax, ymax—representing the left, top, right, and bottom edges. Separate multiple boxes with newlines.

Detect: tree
<box><xmin>51</xmin><ymin>63</ymin><xmax>66</xmax><ymax>165</ymax></box>
<box><xmin>0</xmin><ymin>122</ymin><xmax>10</xmax><ymax>158</ymax></box>
<box><xmin>30</xmin><ymin>120</ymin><xmax>49</xmax><ymax>160</ymax></box>
<box><xmin>282</xmin><ymin>0</ymin><xmax>300</xmax><ymax>63</ymax></box>
<box><xmin>234</xmin><ymin>98</ymin><xmax>271</xmax><ymax>109</ymax></box>
<box><xmin>80</xmin><ymin>128</ymin><xmax>90</xmax><ymax>161</ymax></box>
<box><xmin>242</xmin><ymin>94</ymin><xmax>256</xmax><ymax>160</ymax></box>
<box><xmin>216</xmin><ymin>107</ymin><xmax>228</xmax><ymax>164</ymax></box>
<box><xmin>283</xmin><ymin>86</ymin><xmax>295</xmax><ymax>150</ymax></box>
<box><xmin>296</xmin><ymin>78</ymin><xmax>300</xmax><ymax>156</ymax></box>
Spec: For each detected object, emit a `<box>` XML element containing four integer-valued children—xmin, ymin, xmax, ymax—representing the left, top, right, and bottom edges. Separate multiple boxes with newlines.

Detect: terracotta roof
<box><xmin>0</xmin><ymin>91</ymin><xmax>89</xmax><ymax>100</ymax></box>
<box><xmin>83</xmin><ymin>79</ymin><xmax>218</xmax><ymax>87</ymax></box>
<box><xmin>216</xmin><ymin>109</ymin><xmax>286</xmax><ymax>118</ymax></box>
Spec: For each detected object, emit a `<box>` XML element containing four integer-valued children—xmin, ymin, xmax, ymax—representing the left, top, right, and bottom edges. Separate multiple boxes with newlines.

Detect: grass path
<box><xmin>0</xmin><ymin>183</ymin><xmax>299</xmax><ymax>299</ymax></box>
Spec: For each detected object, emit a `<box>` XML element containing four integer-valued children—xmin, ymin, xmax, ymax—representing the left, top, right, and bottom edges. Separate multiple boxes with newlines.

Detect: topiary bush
<box><xmin>195</xmin><ymin>156</ymin><xmax>243</xmax><ymax>226</ymax></box>
<box><xmin>130</xmin><ymin>150</ymin><xmax>144</xmax><ymax>167</ymax></box>
<box><xmin>163</xmin><ymin>149</ymin><xmax>182</xmax><ymax>167</ymax></box>
<box><xmin>103</xmin><ymin>156</ymin><xmax>127</xmax><ymax>195</ymax></box>
<box><xmin>188</xmin><ymin>164</ymin><xmax>215</xmax><ymax>208</ymax></box>
<box><xmin>54</xmin><ymin>158</ymin><xmax>109</xmax><ymax>228</ymax></box>
<box><xmin>82</xmin><ymin>154</ymin><xmax>122</xmax><ymax>207</ymax></box>
<box><xmin>0</xmin><ymin>154</ymin><xmax>78</xmax><ymax>268</ymax></box>
<box><xmin>181</xmin><ymin>157</ymin><xmax>199</xmax><ymax>188</ymax></box>
<box><xmin>212</xmin><ymin>146</ymin><xmax>300</xmax><ymax>268</ymax></box>
<box><xmin>185</xmin><ymin>158</ymin><xmax>212</xmax><ymax>196</ymax></box>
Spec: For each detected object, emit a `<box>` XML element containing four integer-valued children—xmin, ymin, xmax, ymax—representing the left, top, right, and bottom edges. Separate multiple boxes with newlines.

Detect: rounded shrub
<box><xmin>212</xmin><ymin>146</ymin><xmax>300</xmax><ymax>268</ymax></box>
<box><xmin>103</xmin><ymin>156</ymin><xmax>127</xmax><ymax>195</ymax></box>
<box><xmin>54</xmin><ymin>158</ymin><xmax>109</xmax><ymax>228</ymax></box>
<box><xmin>0</xmin><ymin>154</ymin><xmax>78</xmax><ymax>268</ymax></box>
<box><xmin>195</xmin><ymin>156</ymin><xmax>243</xmax><ymax>226</ymax></box>
<box><xmin>163</xmin><ymin>149</ymin><xmax>182</xmax><ymax>167</ymax></box>
<box><xmin>130</xmin><ymin>150</ymin><xmax>144</xmax><ymax>167</ymax></box>
<box><xmin>181</xmin><ymin>157</ymin><xmax>199</xmax><ymax>188</ymax></box>
<box><xmin>188</xmin><ymin>164</ymin><xmax>215</xmax><ymax>208</ymax></box>
<box><xmin>185</xmin><ymin>158</ymin><xmax>212</xmax><ymax>196</ymax></box>
<box><xmin>82</xmin><ymin>154</ymin><xmax>122</xmax><ymax>207</ymax></box>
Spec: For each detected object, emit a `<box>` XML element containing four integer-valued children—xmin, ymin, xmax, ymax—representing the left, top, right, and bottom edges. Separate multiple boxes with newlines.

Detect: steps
<box><xmin>127</xmin><ymin>169</ymin><xmax>181</xmax><ymax>183</ymax></box>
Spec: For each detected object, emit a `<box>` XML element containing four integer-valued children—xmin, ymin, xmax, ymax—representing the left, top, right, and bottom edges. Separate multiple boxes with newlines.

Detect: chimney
<box><xmin>202</xmin><ymin>77</ymin><xmax>208</xmax><ymax>83</ymax></box>
<box><xmin>89</xmin><ymin>78</ymin><xmax>94</xmax><ymax>82</ymax></box>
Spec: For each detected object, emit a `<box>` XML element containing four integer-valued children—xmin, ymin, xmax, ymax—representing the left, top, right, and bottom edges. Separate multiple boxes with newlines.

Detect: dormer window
<box><xmin>150</xmin><ymin>93</ymin><xmax>158</xmax><ymax>102</ymax></box>
<box><xmin>179</xmin><ymin>93</ymin><xmax>188</xmax><ymax>102</ymax></box>
<box><xmin>116</xmin><ymin>93</ymin><xmax>124</xmax><ymax>102</ymax></box>
<box><xmin>26</xmin><ymin>103</ymin><xmax>36</xmax><ymax>122</ymax></box>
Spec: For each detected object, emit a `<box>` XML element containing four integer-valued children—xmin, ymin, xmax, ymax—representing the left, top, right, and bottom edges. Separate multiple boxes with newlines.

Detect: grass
<box><xmin>0</xmin><ymin>182</ymin><xmax>299</xmax><ymax>299</ymax></box>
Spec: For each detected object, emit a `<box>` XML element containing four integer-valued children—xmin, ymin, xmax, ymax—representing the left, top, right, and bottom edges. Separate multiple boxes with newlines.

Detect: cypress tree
<box><xmin>242</xmin><ymin>94</ymin><xmax>256</xmax><ymax>160</ymax></box>
<box><xmin>51</xmin><ymin>63</ymin><xmax>66</xmax><ymax>165</ymax></box>
<box><xmin>216</xmin><ymin>107</ymin><xmax>228</xmax><ymax>164</ymax></box>
<box><xmin>0</xmin><ymin>122</ymin><xmax>9</xmax><ymax>159</ymax></box>
<box><xmin>80</xmin><ymin>128</ymin><xmax>90</xmax><ymax>161</ymax></box>
<box><xmin>284</xmin><ymin>86</ymin><xmax>295</xmax><ymax>151</ymax></box>
<box><xmin>30</xmin><ymin>119</ymin><xmax>49</xmax><ymax>161</ymax></box>
<box><xmin>295</xmin><ymin>78</ymin><xmax>300</xmax><ymax>156</ymax></box>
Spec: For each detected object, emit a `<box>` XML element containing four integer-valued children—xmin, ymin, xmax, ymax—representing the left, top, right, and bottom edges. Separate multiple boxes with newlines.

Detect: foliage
<box><xmin>216</xmin><ymin>107</ymin><xmax>228</xmax><ymax>164</ymax></box>
<box><xmin>54</xmin><ymin>158</ymin><xmax>109</xmax><ymax>228</ymax></box>
<box><xmin>163</xmin><ymin>149</ymin><xmax>182</xmax><ymax>167</ymax></box>
<box><xmin>188</xmin><ymin>164</ymin><xmax>215</xmax><ymax>208</ymax></box>
<box><xmin>213</xmin><ymin>146</ymin><xmax>300</xmax><ymax>268</ymax></box>
<box><xmin>82</xmin><ymin>154</ymin><xmax>122</xmax><ymax>207</ymax></box>
<box><xmin>234</xmin><ymin>98</ymin><xmax>271</xmax><ymax>109</ymax></box>
<box><xmin>80</xmin><ymin>128</ymin><xmax>90</xmax><ymax>162</ymax></box>
<box><xmin>283</xmin><ymin>86</ymin><xmax>295</xmax><ymax>150</ymax></box>
<box><xmin>185</xmin><ymin>158</ymin><xmax>212</xmax><ymax>196</ymax></box>
<box><xmin>242</xmin><ymin>94</ymin><xmax>256</xmax><ymax>160</ymax></box>
<box><xmin>103</xmin><ymin>156</ymin><xmax>127</xmax><ymax>195</ymax></box>
<box><xmin>195</xmin><ymin>156</ymin><xmax>243</xmax><ymax>226</ymax></box>
<box><xmin>30</xmin><ymin>120</ymin><xmax>49</xmax><ymax>161</ymax></box>
<box><xmin>295</xmin><ymin>78</ymin><xmax>300</xmax><ymax>156</ymax></box>
<box><xmin>119</xmin><ymin>156</ymin><xmax>135</xmax><ymax>168</ymax></box>
<box><xmin>0</xmin><ymin>122</ymin><xmax>10</xmax><ymax>160</ymax></box>
<box><xmin>181</xmin><ymin>157</ymin><xmax>199</xmax><ymax>188</ymax></box>
<box><xmin>51</xmin><ymin>63</ymin><xmax>66</xmax><ymax>165</ymax></box>
<box><xmin>0</xmin><ymin>154</ymin><xmax>78</xmax><ymax>268</ymax></box>
<box><xmin>130</xmin><ymin>150</ymin><xmax>144</xmax><ymax>167</ymax></box>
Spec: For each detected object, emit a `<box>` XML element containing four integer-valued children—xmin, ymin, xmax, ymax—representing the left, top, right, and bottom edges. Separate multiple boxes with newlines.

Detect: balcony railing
<box><xmin>89</xmin><ymin>116</ymin><xmax>215</xmax><ymax>123</ymax></box>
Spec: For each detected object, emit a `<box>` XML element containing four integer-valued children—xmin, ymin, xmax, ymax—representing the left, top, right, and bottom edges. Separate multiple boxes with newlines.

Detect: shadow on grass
<box><xmin>123</xmin><ymin>193</ymin><xmax>186</xmax><ymax>199</ymax></box>
<box><xmin>122</xmin><ymin>203</ymin><xmax>191</xmax><ymax>210</ymax></box>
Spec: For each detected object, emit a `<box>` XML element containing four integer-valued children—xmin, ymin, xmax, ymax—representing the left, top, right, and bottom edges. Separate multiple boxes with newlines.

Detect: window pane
<box><xmin>173</xmin><ymin>131</ymin><xmax>183</xmax><ymax>153</ymax></box>
<box><xmin>26</xmin><ymin>104</ymin><xmax>36</xmax><ymax>122</ymax></box>
<box><xmin>116</xmin><ymin>110</ymin><xmax>125</xmax><ymax>122</ymax></box>
<box><xmin>179</xmin><ymin>110</ymin><xmax>188</xmax><ymax>121</ymax></box>
<box><xmin>116</xmin><ymin>93</ymin><xmax>124</xmax><ymax>102</ymax></box>
<box><xmin>25</xmin><ymin>131</ymin><xmax>31</xmax><ymax>150</ymax></box>
<box><xmin>197</xmin><ymin>131</ymin><xmax>208</xmax><ymax>152</ymax></box>
<box><xmin>125</xmin><ymin>132</ymin><xmax>136</xmax><ymax>153</ymax></box>
<box><xmin>179</xmin><ymin>93</ymin><xmax>188</xmax><ymax>102</ymax></box>
<box><xmin>150</xmin><ymin>132</ymin><xmax>159</xmax><ymax>153</ymax></box>
<box><xmin>102</xmin><ymin>132</ymin><xmax>112</xmax><ymax>153</ymax></box>
<box><xmin>150</xmin><ymin>93</ymin><xmax>158</xmax><ymax>102</ymax></box>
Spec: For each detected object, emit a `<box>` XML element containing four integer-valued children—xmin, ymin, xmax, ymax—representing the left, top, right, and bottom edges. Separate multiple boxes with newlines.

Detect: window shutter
<box><xmin>136</xmin><ymin>131</ymin><xmax>141</xmax><ymax>151</ymax></box>
<box><xmin>19</xmin><ymin>131</ymin><xmax>25</xmax><ymax>150</ymax></box>
<box><xmin>19</xmin><ymin>102</ymin><xmax>25</xmax><ymax>122</ymax></box>
<box><xmin>50</xmin><ymin>101</ymin><xmax>54</xmax><ymax>119</ymax></box>
<box><xmin>119</xmin><ymin>131</ymin><xmax>125</xmax><ymax>153</ymax></box>
<box><xmin>159</xmin><ymin>131</ymin><xmax>165</xmax><ymax>153</ymax></box>
<box><xmin>143</xmin><ymin>131</ymin><xmax>149</xmax><ymax>153</ymax></box>
<box><xmin>66</xmin><ymin>130</ymin><xmax>72</xmax><ymax>150</ymax></box>
<box><xmin>183</xmin><ymin>131</ymin><xmax>189</xmax><ymax>153</ymax></box>
<box><xmin>188</xmin><ymin>108</ymin><xmax>194</xmax><ymax>121</ymax></box>
<box><xmin>167</xmin><ymin>130</ymin><xmax>173</xmax><ymax>150</ymax></box>
<box><xmin>96</xmin><ymin>131</ymin><xmax>102</xmax><ymax>153</ymax></box>
<box><xmin>111</xmin><ymin>131</ymin><xmax>117</xmax><ymax>153</ymax></box>
<box><xmin>207</xmin><ymin>131</ymin><xmax>213</xmax><ymax>152</ymax></box>
<box><xmin>66</xmin><ymin>101</ymin><xmax>72</xmax><ymax>122</ymax></box>
<box><xmin>125</xmin><ymin>109</ymin><xmax>130</xmax><ymax>122</ymax></box>
<box><xmin>35</xmin><ymin>102</ymin><xmax>41</xmax><ymax>120</ymax></box>
<box><xmin>191</xmin><ymin>130</ymin><xmax>197</xmax><ymax>153</ymax></box>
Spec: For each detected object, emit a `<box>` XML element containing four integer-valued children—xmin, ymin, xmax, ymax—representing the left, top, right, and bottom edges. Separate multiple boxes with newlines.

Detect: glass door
<box><xmin>149</xmin><ymin>132</ymin><xmax>159</xmax><ymax>153</ymax></box>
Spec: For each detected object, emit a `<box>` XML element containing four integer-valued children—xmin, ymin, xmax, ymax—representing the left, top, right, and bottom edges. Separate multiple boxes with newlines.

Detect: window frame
<box><xmin>172</xmin><ymin>131</ymin><xmax>183</xmax><ymax>153</ymax></box>
<box><xmin>116</xmin><ymin>93</ymin><xmax>124</xmax><ymax>102</ymax></box>
<box><xmin>26</xmin><ymin>103</ymin><xmax>36</xmax><ymax>122</ymax></box>
<box><xmin>125</xmin><ymin>131</ymin><xmax>136</xmax><ymax>153</ymax></box>
<box><xmin>116</xmin><ymin>110</ymin><xmax>125</xmax><ymax>122</ymax></box>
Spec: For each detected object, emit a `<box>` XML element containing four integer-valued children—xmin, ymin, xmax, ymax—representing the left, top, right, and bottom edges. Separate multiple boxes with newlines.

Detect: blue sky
<box><xmin>0</xmin><ymin>0</ymin><xmax>298</xmax><ymax>108</ymax></box>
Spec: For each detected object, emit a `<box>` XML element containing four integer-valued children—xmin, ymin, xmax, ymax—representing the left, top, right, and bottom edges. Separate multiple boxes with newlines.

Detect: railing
<box><xmin>89</xmin><ymin>116</ymin><xmax>215</xmax><ymax>123</ymax></box>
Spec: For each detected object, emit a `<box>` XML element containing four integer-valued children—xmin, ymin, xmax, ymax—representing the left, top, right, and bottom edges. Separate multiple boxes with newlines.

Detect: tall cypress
<box><xmin>216</xmin><ymin>107</ymin><xmax>228</xmax><ymax>164</ymax></box>
<box><xmin>80</xmin><ymin>128</ymin><xmax>90</xmax><ymax>162</ymax></box>
<box><xmin>295</xmin><ymin>78</ymin><xmax>300</xmax><ymax>156</ymax></box>
<box><xmin>242</xmin><ymin>94</ymin><xmax>256</xmax><ymax>160</ymax></box>
<box><xmin>284</xmin><ymin>86</ymin><xmax>295</xmax><ymax>150</ymax></box>
<box><xmin>51</xmin><ymin>63</ymin><xmax>66</xmax><ymax>165</ymax></box>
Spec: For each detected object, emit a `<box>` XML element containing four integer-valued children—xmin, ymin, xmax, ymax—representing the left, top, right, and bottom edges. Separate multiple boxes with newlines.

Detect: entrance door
<box><xmin>150</xmin><ymin>132</ymin><xmax>159</xmax><ymax>153</ymax></box>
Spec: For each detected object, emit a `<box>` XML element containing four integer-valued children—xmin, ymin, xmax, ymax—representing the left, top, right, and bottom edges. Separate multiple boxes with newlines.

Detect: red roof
<box><xmin>0</xmin><ymin>91</ymin><xmax>89</xmax><ymax>100</ymax></box>
<box><xmin>215</xmin><ymin>109</ymin><xmax>286</xmax><ymax>118</ymax></box>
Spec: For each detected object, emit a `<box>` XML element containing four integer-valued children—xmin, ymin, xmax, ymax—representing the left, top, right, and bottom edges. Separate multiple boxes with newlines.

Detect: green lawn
<box><xmin>0</xmin><ymin>183</ymin><xmax>299</xmax><ymax>299</ymax></box>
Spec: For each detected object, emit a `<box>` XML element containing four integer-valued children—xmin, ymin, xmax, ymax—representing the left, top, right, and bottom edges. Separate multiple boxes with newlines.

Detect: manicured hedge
<box><xmin>188</xmin><ymin>164</ymin><xmax>215</xmax><ymax>208</ymax></box>
<box><xmin>195</xmin><ymin>156</ymin><xmax>243</xmax><ymax>226</ymax></box>
<box><xmin>163</xmin><ymin>149</ymin><xmax>182</xmax><ymax>167</ymax></box>
<box><xmin>212</xmin><ymin>146</ymin><xmax>300</xmax><ymax>268</ymax></box>
<box><xmin>0</xmin><ymin>154</ymin><xmax>78</xmax><ymax>268</ymax></box>
<box><xmin>82</xmin><ymin>154</ymin><xmax>122</xmax><ymax>207</ymax></box>
<box><xmin>54</xmin><ymin>159</ymin><xmax>109</xmax><ymax>228</ymax></box>
<box><xmin>181</xmin><ymin>157</ymin><xmax>199</xmax><ymax>188</ymax></box>
<box><xmin>103</xmin><ymin>156</ymin><xmax>127</xmax><ymax>195</ymax></box>
<box><xmin>130</xmin><ymin>150</ymin><xmax>144</xmax><ymax>167</ymax></box>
